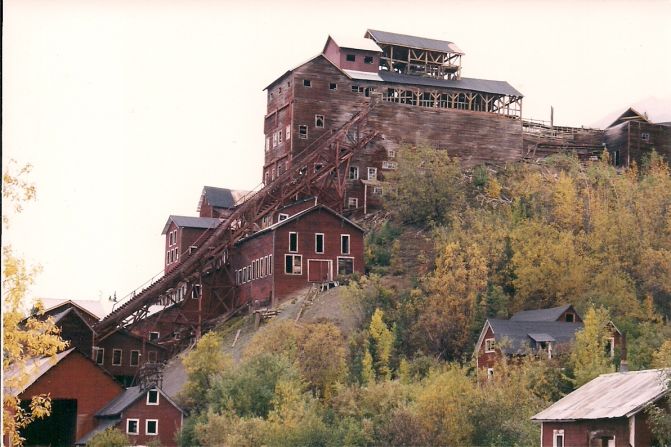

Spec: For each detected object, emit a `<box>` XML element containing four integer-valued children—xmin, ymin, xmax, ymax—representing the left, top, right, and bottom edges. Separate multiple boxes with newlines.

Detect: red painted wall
<box><xmin>97</xmin><ymin>331</ymin><xmax>167</xmax><ymax>380</ymax></box>
<box><xmin>20</xmin><ymin>350</ymin><xmax>123</xmax><ymax>441</ymax></box>
<box><xmin>541</xmin><ymin>418</ymin><xmax>643</xmax><ymax>447</ymax></box>
<box><xmin>115</xmin><ymin>391</ymin><xmax>182</xmax><ymax>447</ymax></box>
<box><xmin>477</xmin><ymin>326</ymin><xmax>498</xmax><ymax>370</ymax></box>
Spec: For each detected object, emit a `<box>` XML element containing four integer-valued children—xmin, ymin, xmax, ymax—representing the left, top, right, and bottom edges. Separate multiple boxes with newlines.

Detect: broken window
<box><xmin>347</xmin><ymin>197</ymin><xmax>358</xmax><ymax>209</ymax></box>
<box><xmin>367</xmin><ymin>167</ymin><xmax>377</xmax><ymax>180</ymax></box>
<box><xmin>289</xmin><ymin>232</ymin><xmax>298</xmax><ymax>252</ymax></box>
<box><xmin>286</xmin><ymin>124</ymin><xmax>291</xmax><ymax>140</ymax></box>
<box><xmin>299</xmin><ymin>125</ymin><xmax>308</xmax><ymax>139</ymax></box>
<box><xmin>388</xmin><ymin>149</ymin><xmax>396</xmax><ymax>158</ymax></box>
<box><xmin>112</xmin><ymin>349</ymin><xmax>122</xmax><ymax>366</ymax></box>
<box><xmin>315</xmin><ymin>233</ymin><xmax>324</xmax><ymax>254</ymax></box>
<box><xmin>346</xmin><ymin>54</ymin><xmax>356</xmax><ymax>62</ymax></box>
<box><xmin>364</xmin><ymin>56</ymin><xmax>374</xmax><ymax>64</ymax></box>
<box><xmin>373</xmin><ymin>186</ymin><xmax>383</xmax><ymax>196</ymax></box>
<box><xmin>382</xmin><ymin>161</ymin><xmax>398</xmax><ymax>170</ymax></box>
<box><xmin>484</xmin><ymin>338</ymin><xmax>495</xmax><ymax>352</ymax></box>
<box><xmin>338</xmin><ymin>257</ymin><xmax>354</xmax><ymax>275</ymax></box>
<box><xmin>314</xmin><ymin>162</ymin><xmax>323</xmax><ymax>172</ymax></box>
<box><xmin>278</xmin><ymin>130</ymin><xmax>283</xmax><ymax>144</ymax></box>
<box><xmin>641</xmin><ymin>132</ymin><xmax>650</xmax><ymax>142</ymax></box>
<box><xmin>329</xmin><ymin>83</ymin><xmax>337</xmax><ymax>90</ymax></box>
<box><xmin>349</xmin><ymin>166</ymin><xmax>359</xmax><ymax>180</ymax></box>
<box><xmin>285</xmin><ymin>254</ymin><xmax>302</xmax><ymax>275</ymax></box>
<box><xmin>303</xmin><ymin>79</ymin><xmax>311</xmax><ymax>87</ymax></box>
<box><xmin>352</xmin><ymin>85</ymin><xmax>360</xmax><ymax>93</ymax></box>
<box><xmin>315</xmin><ymin>115</ymin><xmax>324</xmax><ymax>128</ymax></box>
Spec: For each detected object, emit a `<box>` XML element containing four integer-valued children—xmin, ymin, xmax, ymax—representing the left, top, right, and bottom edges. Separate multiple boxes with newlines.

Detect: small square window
<box><xmin>299</xmin><ymin>125</ymin><xmax>308</xmax><ymax>139</ymax></box>
<box><xmin>329</xmin><ymin>83</ymin><xmax>337</xmax><ymax>90</ymax></box>
<box><xmin>341</xmin><ymin>234</ymin><xmax>350</xmax><ymax>255</ymax></box>
<box><xmin>346</xmin><ymin>54</ymin><xmax>356</xmax><ymax>62</ymax></box>
<box><xmin>315</xmin><ymin>115</ymin><xmax>324</xmax><ymax>128</ymax></box>
<box><xmin>303</xmin><ymin>79</ymin><xmax>311</xmax><ymax>87</ymax></box>
<box><xmin>147</xmin><ymin>389</ymin><xmax>160</xmax><ymax>405</ymax></box>
<box><xmin>112</xmin><ymin>349</ymin><xmax>122</xmax><ymax>366</ymax></box>
<box><xmin>130</xmin><ymin>350</ymin><xmax>140</xmax><ymax>367</ymax></box>
<box><xmin>127</xmin><ymin>418</ymin><xmax>139</xmax><ymax>435</ymax></box>
<box><xmin>364</xmin><ymin>56</ymin><xmax>374</xmax><ymax>64</ymax></box>
<box><xmin>278</xmin><ymin>213</ymin><xmax>289</xmax><ymax>222</ymax></box>
<box><xmin>641</xmin><ymin>132</ymin><xmax>650</xmax><ymax>142</ymax></box>
<box><xmin>347</xmin><ymin>197</ymin><xmax>358</xmax><ymax>209</ymax></box>
<box><xmin>146</xmin><ymin>419</ymin><xmax>158</xmax><ymax>436</ymax></box>
<box><xmin>485</xmin><ymin>338</ymin><xmax>495</xmax><ymax>353</ymax></box>
<box><xmin>149</xmin><ymin>331</ymin><xmax>160</xmax><ymax>342</ymax></box>
<box><xmin>388</xmin><ymin>149</ymin><xmax>396</xmax><ymax>158</ymax></box>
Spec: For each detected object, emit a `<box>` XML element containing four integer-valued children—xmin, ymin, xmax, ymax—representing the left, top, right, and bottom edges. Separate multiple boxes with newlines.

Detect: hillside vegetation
<box><xmin>177</xmin><ymin>148</ymin><xmax>671</xmax><ymax>446</ymax></box>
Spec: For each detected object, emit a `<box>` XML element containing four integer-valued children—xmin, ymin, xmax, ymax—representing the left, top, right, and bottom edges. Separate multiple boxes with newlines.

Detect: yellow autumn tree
<box><xmin>2</xmin><ymin>161</ymin><xmax>68</xmax><ymax>446</ymax></box>
<box><xmin>570</xmin><ymin>306</ymin><xmax>615</xmax><ymax>387</ymax></box>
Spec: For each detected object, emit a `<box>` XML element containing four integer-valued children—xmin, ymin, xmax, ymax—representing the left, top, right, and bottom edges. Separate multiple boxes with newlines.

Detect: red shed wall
<box><xmin>57</xmin><ymin>311</ymin><xmax>94</xmax><ymax>357</ymax></box>
<box><xmin>20</xmin><ymin>351</ymin><xmax>123</xmax><ymax>441</ymax></box>
<box><xmin>476</xmin><ymin>326</ymin><xmax>499</xmax><ymax>370</ymax></box>
<box><xmin>97</xmin><ymin>332</ymin><xmax>167</xmax><ymax>379</ymax></box>
<box><xmin>118</xmin><ymin>392</ymin><xmax>182</xmax><ymax>447</ymax></box>
<box><xmin>233</xmin><ymin>231</ymin><xmax>275</xmax><ymax>307</ymax></box>
<box><xmin>272</xmin><ymin>209</ymin><xmax>364</xmax><ymax>302</ymax></box>
<box><xmin>541</xmin><ymin>419</ymin><xmax>631</xmax><ymax>447</ymax></box>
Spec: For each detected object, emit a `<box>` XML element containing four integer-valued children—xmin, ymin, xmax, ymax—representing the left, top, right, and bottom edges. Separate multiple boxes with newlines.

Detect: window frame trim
<box><xmin>147</xmin><ymin>389</ymin><xmax>160</xmax><ymax>406</ymax></box>
<box><xmin>127</xmin><ymin>418</ymin><xmax>140</xmax><ymax>435</ymax></box>
<box><xmin>315</xmin><ymin>233</ymin><xmax>325</xmax><ymax>254</ymax></box>
<box><xmin>340</xmin><ymin>234</ymin><xmax>351</xmax><ymax>255</ymax></box>
<box><xmin>145</xmin><ymin>418</ymin><xmax>159</xmax><ymax>436</ymax></box>
<box><xmin>112</xmin><ymin>348</ymin><xmax>123</xmax><ymax>366</ymax></box>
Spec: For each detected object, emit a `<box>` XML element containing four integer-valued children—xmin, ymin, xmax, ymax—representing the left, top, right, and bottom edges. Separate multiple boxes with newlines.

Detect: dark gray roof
<box><xmin>161</xmin><ymin>215</ymin><xmax>222</xmax><ymax>235</ymax></box>
<box><xmin>488</xmin><ymin>319</ymin><xmax>583</xmax><ymax>354</ymax></box>
<box><xmin>511</xmin><ymin>304</ymin><xmax>574</xmax><ymax>322</ymax></box>
<box><xmin>201</xmin><ymin>186</ymin><xmax>250</xmax><ymax>209</ymax></box>
<box><xmin>366</xmin><ymin>29</ymin><xmax>464</xmax><ymax>55</ymax></box>
<box><xmin>96</xmin><ymin>386</ymin><xmax>145</xmax><ymax>416</ymax></box>
<box><xmin>343</xmin><ymin>69</ymin><xmax>522</xmax><ymax>97</ymax></box>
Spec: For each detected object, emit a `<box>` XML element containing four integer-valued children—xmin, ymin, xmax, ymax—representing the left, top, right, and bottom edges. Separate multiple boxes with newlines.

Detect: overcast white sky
<box><xmin>3</xmin><ymin>0</ymin><xmax>671</xmax><ymax>313</ymax></box>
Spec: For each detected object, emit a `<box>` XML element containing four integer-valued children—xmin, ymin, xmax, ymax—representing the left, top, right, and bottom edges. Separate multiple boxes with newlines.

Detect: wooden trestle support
<box><xmin>93</xmin><ymin>104</ymin><xmax>379</xmax><ymax>373</ymax></box>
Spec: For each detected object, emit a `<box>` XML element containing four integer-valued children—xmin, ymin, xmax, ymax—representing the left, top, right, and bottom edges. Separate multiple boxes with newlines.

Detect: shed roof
<box><xmin>161</xmin><ymin>215</ymin><xmax>222</xmax><ymax>235</ymax></box>
<box><xmin>326</xmin><ymin>35</ymin><xmax>382</xmax><ymax>52</ymax></box>
<box><xmin>486</xmin><ymin>319</ymin><xmax>583</xmax><ymax>354</ymax></box>
<box><xmin>366</xmin><ymin>29</ymin><xmax>464</xmax><ymax>55</ymax></box>
<box><xmin>343</xmin><ymin>69</ymin><xmax>523</xmax><ymax>97</ymax></box>
<box><xmin>96</xmin><ymin>385</ymin><xmax>183</xmax><ymax>416</ymax></box>
<box><xmin>533</xmin><ymin>369</ymin><xmax>670</xmax><ymax>421</ymax></box>
<box><xmin>199</xmin><ymin>186</ymin><xmax>250</xmax><ymax>211</ymax></box>
<box><xmin>511</xmin><ymin>304</ymin><xmax>575</xmax><ymax>322</ymax></box>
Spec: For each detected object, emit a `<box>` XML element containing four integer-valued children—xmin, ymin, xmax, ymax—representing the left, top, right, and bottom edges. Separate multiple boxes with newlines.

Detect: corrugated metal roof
<box><xmin>329</xmin><ymin>35</ymin><xmax>382</xmax><ymax>52</ymax></box>
<box><xmin>201</xmin><ymin>186</ymin><xmax>250</xmax><ymax>209</ymax></box>
<box><xmin>96</xmin><ymin>386</ymin><xmax>145</xmax><ymax>416</ymax></box>
<box><xmin>161</xmin><ymin>215</ymin><xmax>222</xmax><ymax>235</ymax></box>
<box><xmin>366</xmin><ymin>29</ymin><xmax>464</xmax><ymax>55</ymax></box>
<box><xmin>528</xmin><ymin>333</ymin><xmax>556</xmax><ymax>343</ymax></box>
<box><xmin>4</xmin><ymin>348</ymin><xmax>76</xmax><ymax>396</ymax></box>
<box><xmin>41</xmin><ymin>298</ymin><xmax>106</xmax><ymax>320</ymax></box>
<box><xmin>343</xmin><ymin>69</ymin><xmax>523</xmax><ymax>97</ymax></box>
<box><xmin>511</xmin><ymin>304</ymin><xmax>574</xmax><ymax>322</ymax></box>
<box><xmin>488</xmin><ymin>319</ymin><xmax>583</xmax><ymax>354</ymax></box>
<box><xmin>533</xmin><ymin>369</ymin><xmax>670</xmax><ymax>421</ymax></box>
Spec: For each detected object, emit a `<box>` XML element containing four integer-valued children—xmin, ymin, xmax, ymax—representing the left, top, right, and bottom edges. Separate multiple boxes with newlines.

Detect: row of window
<box><xmin>236</xmin><ymin>254</ymin><xmax>273</xmax><ymax>285</ymax></box>
<box><xmin>345</xmin><ymin>53</ymin><xmax>375</xmax><ymax>64</ymax></box>
<box><xmin>348</xmin><ymin>166</ymin><xmax>377</xmax><ymax>181</ymax></box>
<box><xmin>288</xmin><ymin>232</ymin><xmax>350</xmax><ymax>255</ymax></box>
<box><xmin>92</xmin><ymin>347</ymin><xmax>158</xmax><ymax>366</ymax></box>
<box><xmin>166</xmin><ymin>247</ymin><xmax>179</xmax><ymax>265</ymax></box>
<box><xmin>127</xmin><ymin>418</ymin><xmax>159</xmax><ymax>436</ymax></box>
<box><xmin>167</xmin><ymin>230</ymin><xmax>177</xmax><ymax>246</ymax></box>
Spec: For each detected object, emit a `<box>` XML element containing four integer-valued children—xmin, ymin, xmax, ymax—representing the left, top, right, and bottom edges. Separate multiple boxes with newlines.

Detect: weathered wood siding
<box><xmin>541</xmin><ymin>418</ymin><xmax>645</xmax><ymax>447</ymax></box>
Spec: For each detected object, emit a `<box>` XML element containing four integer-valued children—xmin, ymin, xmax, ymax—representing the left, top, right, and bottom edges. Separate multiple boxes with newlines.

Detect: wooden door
<box><xmin>308</xmin><ymin>260</ymin><xmax>331</xmax><ymax>282</ymax></box>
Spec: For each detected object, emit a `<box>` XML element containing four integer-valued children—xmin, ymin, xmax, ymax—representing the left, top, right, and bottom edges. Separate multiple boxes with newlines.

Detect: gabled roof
<box><xmin>198</xmin><ymin>186</ymin><xmax>250</xmax><ymax>211</ymax></box>
<box><xmin>366</xmin><ymin>29</ymin><xmax>464</xmax><ymax>55</ymax></box>
<box><xmin>324</xmin><ymin>35</ymin><xmax>383</xmax><ymax>53</ymax></box>
<box><xmin>607</xmin><ymin>107</ymin><xmax>651</xmax><ymax>128</ymax></box>
<box><xmin>511</xmin><ymin>304</ymin><xmax>576</xmax><ymax>322</ymax></box>
<box><xmin>161</xmin><ymin>215</ymin><xmax>222</xmax><ymax>235</ymax></box>
<box><xmin>41</xmin><ymin>298</ymin><xmax>105</xmax><ymax>321</ymax></box>
<box><xmin>533</xmin><ymin>369</ymin><xmax>670</xmax><ymax>421</ymax></box>
<box><xmin>237</xmin><ymin>204</ymin><xmax>364</xmax><ymax>245</ymax></box>
<box><xmin>484</xmin><ymin>319</ymin><xmax>584</xmax><ymax>355</ymax></box>
<box><xmin>48</xmin><ymin>306</ymin><xmax>96</xmax><ymax>333</ymax></box>
<box><xmin>343</xmin><ymin>69</ymin><xmax>523</xmax><ymax>97</ymax></box>
<box><xmin>96</xmin><ymin>385</ymin><xmax>183</xmax><ymax>417</ymax></box>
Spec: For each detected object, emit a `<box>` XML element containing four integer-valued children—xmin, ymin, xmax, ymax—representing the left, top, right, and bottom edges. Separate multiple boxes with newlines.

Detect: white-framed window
<box><xmin>146</xmin><ymin>419</ymin><xmax>159</xmax><ymax>436</ymax></box>
<box><xmin>315</xmin><ymin>233</ymin><xmax>324</xmax><ymax>254</ymax></box>
<box><xmin>262</xmin><ymin>256</ymin><xmax>267</xmax><ymax>277</ymax></box>
<box><xmin>289</xmin><ymin>232</ymin><xmax>298</xmax><ymax>252</ymax></box>
<box><xmin>278</xmin><ymin>213</ymin><xmax>289</xmax><ymax>222</ymax></box>
<box><xmin>93</xmin><ymin>347</ymin><xmax>104</xmax><ymax>365</ymax></box>
<box><xmin>127</xmin><ymin>418</ymin><xmax>140</xmax><ymax>435</ymax></box>
<box><xmin>286</xmin><ymin>124</ymin><xmax>291</xmax><ymax>140</ymax></box>
<box><xmin>147</xmin><ymin>389</ymin><xmax>160</xmax><ymax>405</ymax></box>
<box><xmin>337</xmin><ymin>257</ymin><xmax>354</xmax><ymax>275</ymax></box>
<box><xmin>272</xmin><ymin>132</ymin><xmax>278</xmax><ymax>147</ymax></box>
<box><xmin>265</xmin><ymin>171</ymin><xmax>270</xmax><ymax>185</ymax></box>
<box><xmin>174</xmin><ymin>249</ymin><xmax>178</xmax><ymax>262</ymax></box>
<box><xmin>487</xmin><ymin>368</ymin><xmax>494</xmax><ymax>379</ymax></box>
<box><xmin>303</xmin><ymin>79</ymin><xmax>311</xmax><ymax>87</ymax></box>
<box><xmin>341</xmin><ymin>234</ymin><xmax>350</xmax><ymax>255</ymax></box>
<box><xmin>315</xmin><ymin>115</ymin><xmax>325</xmax><ymax>128</ymax></box>
<box><xmin>367</xmin><ymin>167</ymin><xmax>377</xmax><ymax>180</ymax></box>
<box><xmin>329</xmin><ymin>82</ymin><xmax>337</xmax><ymax>90</ymax></box>
<box><xmin>191</xmin><ymin>283</ymin><xmax>201</xmax><ymax>299</ymax></box>
<box><xmin>382</xmin><ymin>160</ymin><xmax>398</xmax><ymax>170</ymax></box>
<box><xmin>130</xmin><ymin>350</ymin><xmax>140</xmax><ymax>367</ymax></box>
<box><xmin>641</xmin><ymin>132</ymin><xmax>650</xmax><ymax>142</ymax></box>
<box><xmin>552</xmin><ymin>429</ymin><xmax>564</xmax><ymax>447</ymax></box>
<box><xmin>265</xmin><ymin>137</ymin><xmax>270</xmax><ymax>152</ymax></box>
<box><xmin>112</xmin><ymin>349</ymin><xmax>122</xmax><ymax>366</ymax></box>
<box><xmin>348</xmin><ymin>166</ymin><xmax>359</xmax><ymax>180</ymax></box>
<box><xmin>269</xmin><ymin>254</ymin><xmax>273</xmax><ymax>275</ymax></box>
<box><xmin>347</xmin><ymin>197</ymin><xmax>358</xmax><ymax>209</ymax></box>
<box><xmin>352</xmin><ymin>85</ymin><xmax>360</xmax><ymax>93</ymax></box>
<box><xmin>285</xmin><ymin>254</ymin><xmax>302</xmax><ymax>275</ymax></box>
<box><xmin>388</xmin><ymin>149</ymin><xmax>396</xmax><ymax>158</ymax></box>
<box><xmin>484</xmin><ymin>338</ymin><xmax>495</xmax><ymax>353</ymax></box>
<box><xmin>149</xmin><ymin>331</ymin><xmax>160</xmax><ymax>342</ymax></box>
<box><xmin>372</xmin><ymin>186</ymin><xmax>383</xmax><ymax>196</ymax></box>
<box><xmin>278</xmin><ymin>129</ymin><xmax>283</xmax><ymax>144</ymax></box>
<box><xmin>606</xmin><ymin>337</ymin><xmax>615</xmax><ymax>358</ymax></box>
<box><xmin>299</xmin><ymin>125</ymin><xmax>308</xmax><ymax>139</ymax></box>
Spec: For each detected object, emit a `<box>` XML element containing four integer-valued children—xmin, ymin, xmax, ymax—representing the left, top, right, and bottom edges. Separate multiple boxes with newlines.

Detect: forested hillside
<box><xmin>175</xmin><ymin>149</ymin><xmax>671</xmax><ymax>446</ymax></box>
